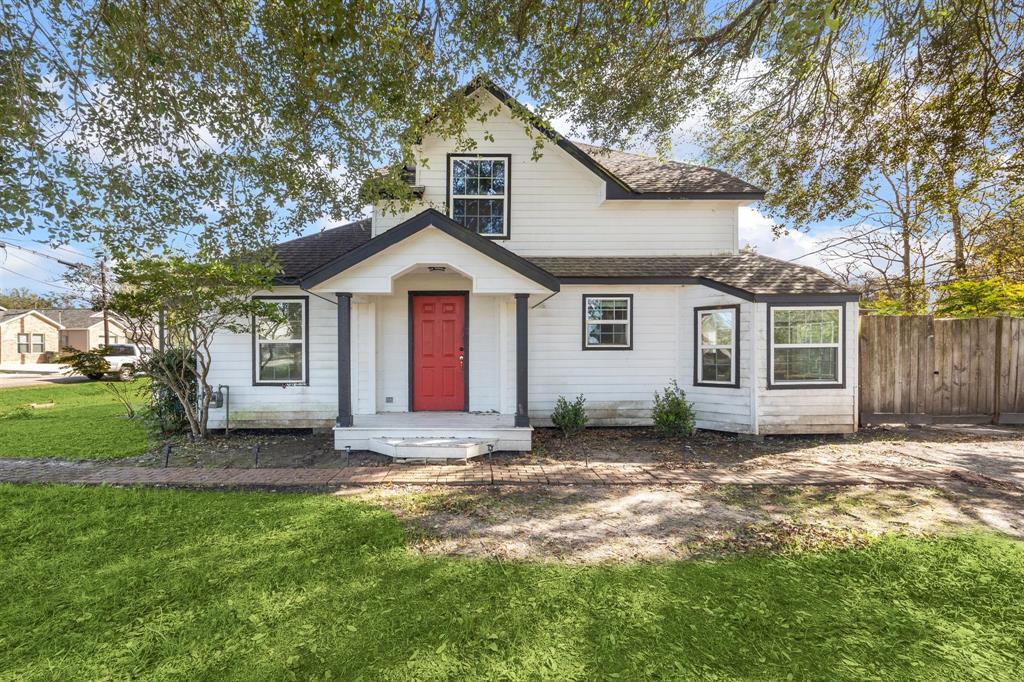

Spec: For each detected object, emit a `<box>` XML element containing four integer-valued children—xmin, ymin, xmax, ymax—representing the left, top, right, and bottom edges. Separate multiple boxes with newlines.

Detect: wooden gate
<box><xmin>859</xmin><ymin>316</ymin><xmax>1024</xmax><ymax>425</ymax></box>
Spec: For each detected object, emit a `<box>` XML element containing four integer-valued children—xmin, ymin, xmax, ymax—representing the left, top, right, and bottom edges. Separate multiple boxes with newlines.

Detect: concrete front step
<box><xmin>368</xmin><ymin>436</ymin><xmax>496</xmax><ymax>462</ymax></box>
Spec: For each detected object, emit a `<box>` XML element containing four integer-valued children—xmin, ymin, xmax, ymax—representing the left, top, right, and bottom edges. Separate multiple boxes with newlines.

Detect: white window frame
<box><xmin>696</xmin><ymin>306</ymin><xmax>739</xmax><ymax>387</ymax></box>
<box><xmin>583</xmin><ymin>295</ymin><xmax>633</xmax><ymax>350</ymax></box>
<box><xmin>16</xmin><ymin>333</ymin><xmax>30</xmax><ymax>353</ymax></box>
<box><xmin>252</xmin><ymin>297</ymin><xmax>308</xmax><ymax>385</ymax></box>
<box><xmin>768</xmin><ymin>305</ymin><xmax>844</xmax><ymax>388</ymax></box>
<box><xmin>31</xmin><ymin>333</ymin><xmax>45</xmax><ymax>353</ymax></box>
<box><xmin>448</xmin><ymin>155</ymin><xmax>510</xmax><ymax>238</ymax></box>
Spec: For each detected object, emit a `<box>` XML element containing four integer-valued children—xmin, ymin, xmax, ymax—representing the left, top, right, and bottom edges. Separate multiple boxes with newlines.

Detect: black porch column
<box><xmin>336</xmin><ymin>293</ymin><xmax>353</xmax><ymax>427</ymax></box>
<box><xmin>515</xmin><ymin>293</ymin><xmax>530</xmax><ymax>427</ymax></box>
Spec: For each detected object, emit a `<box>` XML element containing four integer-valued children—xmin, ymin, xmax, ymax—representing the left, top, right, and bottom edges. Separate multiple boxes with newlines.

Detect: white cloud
<box><xmin>738</xmin><ymin>206</ymin><xmax>845</xmax><ymax>272</ymax></box>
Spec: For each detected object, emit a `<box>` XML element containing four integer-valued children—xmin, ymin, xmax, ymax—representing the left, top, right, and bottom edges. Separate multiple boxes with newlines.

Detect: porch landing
<box><xmin>334</xmin><ymin>412</ymin><xmax>532</xmax><ymax>457</ymax></box>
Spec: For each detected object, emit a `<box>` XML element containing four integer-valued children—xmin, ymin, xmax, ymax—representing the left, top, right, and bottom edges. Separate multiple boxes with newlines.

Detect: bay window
<box><xmin>769</xmin><ymin>305</ymin><xmax>844</xmax><ymax>387</ymax></box>
<box><xmin>695</xmin><ymin>305</ymin><xmax>739</xmax><ymax>387</ymax></box>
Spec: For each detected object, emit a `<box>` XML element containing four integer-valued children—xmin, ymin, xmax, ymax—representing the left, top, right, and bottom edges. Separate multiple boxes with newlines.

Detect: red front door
<box><xmin>411</xmin><ymin>294</ymin><xmax>466</xmax><ymax>411</ymax></box>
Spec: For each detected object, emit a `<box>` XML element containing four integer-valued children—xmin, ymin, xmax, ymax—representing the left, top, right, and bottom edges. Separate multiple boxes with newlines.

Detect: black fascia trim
<box><xmin>251</xmin><ymin>295</ymin><xmax>310</xmax><ymax>387</ymax></box>
<box><xmin>766</xmin><ymin>301</ymin><xmax>848</xmax><ymax>390</ymax></box>
<box><xmin>298</xmin><ymin>208</ymin><xmax>560</xmax><ymax>292</ymax></box>
<box><xmin>694</xmin><ymin>304</ymin><xmax>741</xmax><ymax>389</ymax></box>
<box><xmin>446</xmin><ymin>153</ymin><xmax>512</xmax><ymax>240</ymax></box>
<box><xmin>408</xmin><ymin>291</ymin><xmax>470</xmax><ymax>412</ymax></box>
<box><xmin>553</xmin><ymin>276</ymin><xmax>859</xmax><ymax>303</ymax></box>
<box><xmin>604</xmin><ymin>184</ymin><xmax>767</xmax><ymax>201</ymax></box>
<box><xmin>581</xmin><ymin>293</ymin><xmax>634</xmax><ymax>351</ymax></box>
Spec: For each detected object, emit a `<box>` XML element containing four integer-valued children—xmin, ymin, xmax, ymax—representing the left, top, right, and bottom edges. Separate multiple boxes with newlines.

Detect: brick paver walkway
<box><xmin>0</xmin><ymin>457</ymin><xmax>981</xmax><ymax>492</ymax></box>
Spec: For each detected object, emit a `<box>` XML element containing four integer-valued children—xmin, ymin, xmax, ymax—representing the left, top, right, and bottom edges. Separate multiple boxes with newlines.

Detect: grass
<box><xmin>0</xmin><ymin>380</ymin><xmax>150</xmax><ymax>459</ymax></box>
<box><xmin>2</xmin><ymin>485</ymin><xmax>1023</xmax><ymax>680</ymax></box>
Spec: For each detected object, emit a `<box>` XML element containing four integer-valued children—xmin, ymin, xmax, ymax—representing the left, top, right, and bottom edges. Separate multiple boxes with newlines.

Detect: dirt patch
<box><xmin>360</xmin><ymin>482</ymin><xmax>1024</xmax><ymax>563</ymax></box>
<box><xmin>128</xmin><ymin>430</ymin><xmax>390</xmax><ymax>468</ymax></box>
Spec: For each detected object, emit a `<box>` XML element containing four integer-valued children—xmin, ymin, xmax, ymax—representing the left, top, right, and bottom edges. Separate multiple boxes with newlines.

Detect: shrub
<box><xmin>652</xmin><ymin>380</ymin><xmax>696</xmax><ymax>437</ymax></box>
<box><xmin>139</xmin><ymin>348</ymin><xmax>197</xmax><ymax>433</ymax></box>
<box><xmin>551</xmin><ymin>394</ymin><xmax>589</xmax><ymax>437</ymax></box>
<box><xmin>59</xmin><ymin>347</ymin><xmax>110</xmax><ymax>379</ymax></box>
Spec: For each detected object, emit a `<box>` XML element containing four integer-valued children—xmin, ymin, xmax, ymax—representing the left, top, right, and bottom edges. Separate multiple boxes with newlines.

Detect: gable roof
<box><xmin>528</xmin><ymin>254</ymin><xmax>858</xmax><ymax>300</ymax></box>
<box><xmin>296</xmin><ymin>209</ymin><xmax>561</xmax><ymax>291</ymax></box>
<box><xmin>274</xmin><ymin>220</ymin><xmax>856</xmax><ymax>300</ymax></box>
<box><xmin>572</xmin><ymin>143</ymin><xmax>764</xmax><ymax>197</ymax></box>
<box><xmin>275</xmin><ymin>218</ymin><xmax>372</xmax><ymax>284</ymax></box>
<box><xmin>0</xmin><ymin>309</ymin><xmax>65</xmax><ymax>328</ymax></box>
<box><xmin>460</xmin><ymin>78</ymin><xmax>765</xmax><ymax>200</ymax></box>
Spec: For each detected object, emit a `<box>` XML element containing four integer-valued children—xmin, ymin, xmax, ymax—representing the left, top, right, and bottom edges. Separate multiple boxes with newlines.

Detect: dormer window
<box><xmin>448</xmin><ymin>154</ymin><xmax>509</xmax><ymax>238</ymax></box>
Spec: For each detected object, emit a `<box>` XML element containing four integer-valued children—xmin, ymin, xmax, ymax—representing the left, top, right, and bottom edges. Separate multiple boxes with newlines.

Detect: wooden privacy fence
<box><xmin>859</xmin><ymin>315</ymin><xmax>1024</xmax><ymax>425</ymax></box>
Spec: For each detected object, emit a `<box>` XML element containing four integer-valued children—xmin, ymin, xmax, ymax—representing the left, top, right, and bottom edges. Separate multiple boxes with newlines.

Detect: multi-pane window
<box><xmin>696</xmin><ymin>307</ymin><xmax>737</xmax><ymax>386</ymax></box>
<box><xmin>449</xmin><ymin>157</ymin><xmax>508</xmax><ymax>236</ymax></box>
<box><xmin>770</xmin><ymin>306</ymin><xmax>843</xmax><ymax>385</ymax></box>
<box><xmin>583</xmin><ymin>295</ymin><xmax>632</xmax><ymax>349</ymax></box>
<box><xmin>16</xmin><ymin>334</ymin><xmax>44</xmax><ymax>353</ymax></box>
<box><xmin>253</xmin><ymin>299</ymin><xmax>306</xmax><ymax>384</ymax></box>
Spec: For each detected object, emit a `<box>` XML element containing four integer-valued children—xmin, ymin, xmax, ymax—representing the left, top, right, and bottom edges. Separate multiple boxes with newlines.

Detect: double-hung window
<box><xmin>769</xmin><ymin>305</ymin><xmax>844</xmax><ymax>387</ymax></box>
<box><xmin>253</xmin><ymin>298</ymin><xmax>307</xmax><ymax>384</ymax></box>
<box><xmin>16</xmin><ymin>333</ymin><xmax>30</xmax><ymax>353</ymax></box>
<box><xmin>583</xmin><ymin>295</ymin><xmax>632</xmax><ymax>349</ymax></box>
<box><xmin>695</xmin><ymin>305</ymin><xmax>739</xmax><ymax>387</ymax></box>
<box><xmin>31</xmin><ymin>334</ymin><xmax>45</xmax><ymax>352</ymax></box>
<box><xmin>448</xmin><ymin>156</ymin><xmax>509</xmax><ymax>237</ymax></box>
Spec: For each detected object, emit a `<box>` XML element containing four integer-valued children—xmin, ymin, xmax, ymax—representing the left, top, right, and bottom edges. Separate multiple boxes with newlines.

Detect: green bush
<box><xmin>652</xmin><ymin>380</ymin><xmax>696</xmax><ymax>436</ymax></box>
<box><xmin>551</xmin><ymin>394</ymin><xmax>589</xmax><ymax>437</ymax></box>
<box><xmin>139</xmin><ymin>348</ymin><xmax>197</xmax><ymax>433</ymax></box>
<box><xmin>58</xmin><ymin>347</ymin><xmax>110</xmax><ymax>378</ymax></box>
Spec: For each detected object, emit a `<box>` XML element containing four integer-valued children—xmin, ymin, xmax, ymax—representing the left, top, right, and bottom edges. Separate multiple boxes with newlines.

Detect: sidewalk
<box><xmin>0</xmin><ymin>457</ymin><xmax>990</xmax><ymax>492</ymax></box>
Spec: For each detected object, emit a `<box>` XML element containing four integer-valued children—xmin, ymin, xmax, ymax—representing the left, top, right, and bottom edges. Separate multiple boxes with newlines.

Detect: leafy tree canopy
<box><xmin>934</xmin><ymin>278</ymin><xmax>1024</xmax><ymax>317</ymax></box>
<box><xmin>0</xmin><ymin>286</ymin><xmax>74</xmax><ymax>309</ymax></box>
<box><xmin>2</xmin><ymin>0</ymin><xmax>1021</xmax><ymax>260</ymax></box>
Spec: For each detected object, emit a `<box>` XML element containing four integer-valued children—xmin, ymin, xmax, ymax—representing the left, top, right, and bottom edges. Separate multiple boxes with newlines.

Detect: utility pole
<box><xmin>99</xmin><ymin>257</ymin><xmax>110</xmax><ymax>345</ymax></box>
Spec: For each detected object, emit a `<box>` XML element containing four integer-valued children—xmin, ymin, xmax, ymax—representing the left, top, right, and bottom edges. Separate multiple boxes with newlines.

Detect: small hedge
<box><xmin>652</xmin><ymin>380</ymin><xmax>696</xmax><ymax>436</ymax></box>
<box><xmin>551</xmin><ymin>394</ymin><xmax>589</xmax><ymax>437</ymax></box>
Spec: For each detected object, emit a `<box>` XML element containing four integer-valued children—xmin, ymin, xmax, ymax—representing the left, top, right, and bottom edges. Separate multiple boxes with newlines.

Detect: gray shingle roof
<box><xmin>274</xmin><ymin>219</ymin><xmax>372</xmax><ymax>282</ymax></box>
<box><xmin>526</xmin><ymin>254</ymin><xmax>856</xmax><ymax>297</ymax></box>
<box><xmin>272</xmin><ymin>218</ymin><xmax>854</xmax><ymax>298</ymax></box>
<box><xmin>573</xmin><ymin>143</ymin><xmax>765</xmax><ymax>196</ymax></box>
<box><xmin>0</xmin><ymin>308</ymin><xmax>105</xmax><ymax>328</ymax></box>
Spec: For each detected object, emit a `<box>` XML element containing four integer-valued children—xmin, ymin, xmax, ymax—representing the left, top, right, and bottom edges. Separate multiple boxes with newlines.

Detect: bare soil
<box><xmin>360</xmin><ymin>482</ymin><xmax>1024</xmax><ymax>563</ymax></box>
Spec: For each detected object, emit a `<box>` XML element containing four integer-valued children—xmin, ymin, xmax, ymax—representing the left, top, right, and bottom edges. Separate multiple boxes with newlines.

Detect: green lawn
<box><xmin>0</xmin><ymin>381</ymin><xmax>150</xmax><ymax>459</ymax></box>
<box><xmin>2</xmin><ymin>485</ymin><xmax>1022</xmax><ymax>680</ymax></box>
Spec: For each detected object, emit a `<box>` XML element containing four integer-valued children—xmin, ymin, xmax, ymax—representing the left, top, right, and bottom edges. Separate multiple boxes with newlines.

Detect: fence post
<box><xmin>993</xmin><ymin>315</ymin><xmax>1004</xmax><ymax>425</ymax></box>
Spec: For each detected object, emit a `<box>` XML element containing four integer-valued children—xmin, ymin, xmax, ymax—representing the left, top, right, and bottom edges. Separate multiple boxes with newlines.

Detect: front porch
<box><xmin>334</xmin><ymin>411</ymin><xmax>533</xmax><ymax>459</ymax></box>
<box><xmin>304</xmin><ymin>211</ymin><xmax>560</xmax><ymax>457</ymax></box>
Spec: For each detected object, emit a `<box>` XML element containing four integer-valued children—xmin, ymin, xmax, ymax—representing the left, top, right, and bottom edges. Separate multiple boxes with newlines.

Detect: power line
<box><xmin>0</xmin><ymin>240</ymin><xmax>88</xmax><ymax>268</ymax></box>
<box><xmin>0</xmin><ymin>265</ymin><xmax>79</xmax><ymax>292</ymax></box>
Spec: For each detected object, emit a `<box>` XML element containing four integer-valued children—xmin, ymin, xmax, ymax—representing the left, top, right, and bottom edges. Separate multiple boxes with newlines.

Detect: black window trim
<box><xmin>766</xmin><ymin>301</ymin><xmax>847</xmax><ymax>390</ymax></box>
<box><xmin>693</xmin><ymin>304</ymin><xmax>741</xmax><ymax>388</ymax></box>
<box><xmin>581</xmin><ymin>293</ymin><xmax>634</xmax><ymax>351</ymax></box>
<box><xmin>251</xmin><ymin>295</ymin><xmax>311</xmax><ymax>387</ymax></box>
<box><xmin>446</xmin><ymin>153</ymin><xmax>512</xmax><ymax>240</ymax></box>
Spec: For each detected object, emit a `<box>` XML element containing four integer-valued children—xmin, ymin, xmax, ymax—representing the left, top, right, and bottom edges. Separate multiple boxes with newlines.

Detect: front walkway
<box><xmin>0</xmin><ymin>457</ymin><xmax>1001</xmax><ymax>492</ymax></box>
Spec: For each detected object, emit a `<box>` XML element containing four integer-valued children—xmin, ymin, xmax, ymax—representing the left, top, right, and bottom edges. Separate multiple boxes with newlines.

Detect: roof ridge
<box><xmin>276</xmin><ymin>218</ymin><xmax>371</xmax><ymax>247</ymax></box>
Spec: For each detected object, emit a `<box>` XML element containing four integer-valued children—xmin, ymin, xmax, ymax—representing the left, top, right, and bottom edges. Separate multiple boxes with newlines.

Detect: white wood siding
<box><xmin>755</xmin><ymin>301</ymin><xmax>859</xmax><ymax>434</ymax></box>
<box><xmin>207</xmin><ymin>286</ymin><xmax>340</xmax><ymax>428</ymax></box>
<box><xmin>373</xmin><ymin>92</ymin><xmax>742</xmax><ymax>257</ymax></box>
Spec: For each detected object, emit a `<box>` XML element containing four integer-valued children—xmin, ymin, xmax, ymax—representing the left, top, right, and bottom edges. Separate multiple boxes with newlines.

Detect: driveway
<box><xmin>0</xmin><ymin>373</ymin><xmax>88</xmax><ymax>388</ymax></box>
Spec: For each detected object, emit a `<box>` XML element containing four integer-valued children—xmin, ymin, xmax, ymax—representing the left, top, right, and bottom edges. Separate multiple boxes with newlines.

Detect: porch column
<box><xmin>336</xmin><ymin>292</ymin><xmax>353</xmax><ymax>427</ymax></box>
<box><xmin>515</xmin><ymin>293</ymin><xmax>530</xmax><ymax>427</ymax></box>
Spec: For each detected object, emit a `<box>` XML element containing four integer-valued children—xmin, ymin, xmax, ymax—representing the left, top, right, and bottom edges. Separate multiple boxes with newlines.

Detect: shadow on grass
<box><xmin>1</xmin><ymin>484</ymin><xmax>1022</xmax><ymax>680</ymax></box>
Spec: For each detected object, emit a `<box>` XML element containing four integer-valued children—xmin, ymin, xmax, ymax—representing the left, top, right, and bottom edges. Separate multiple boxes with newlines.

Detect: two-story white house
<box><xmin>206</xmin><ymin>81</ymin><xmax>859</xmax><ymax>458</ymax></box>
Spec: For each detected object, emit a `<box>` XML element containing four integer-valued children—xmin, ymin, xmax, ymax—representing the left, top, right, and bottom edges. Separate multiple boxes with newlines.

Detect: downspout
<box><xmin>749</xmin><ymin>302</ymin><xmax>759</xmax><ymax>436</ymax></box>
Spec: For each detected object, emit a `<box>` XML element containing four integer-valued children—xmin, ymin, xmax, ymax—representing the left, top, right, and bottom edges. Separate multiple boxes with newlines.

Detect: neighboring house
<box><xmin>39</xmin><ymin>309</ymin><xmax>130</xmax><ymax>351</ymax></box>
<box><xmin>0</xmin><ymin>307</ymin><xmax>129</xmax><ymax>365</ymax></box>
<box><xmin>0</xmin><ymin>307</ymin><xmax>62</xmax><ymax>365</ymax></box>
<box><xmin>206</xmin><ymin>80</ymin><xmax>859</xmax><ymax>455</ymax></box>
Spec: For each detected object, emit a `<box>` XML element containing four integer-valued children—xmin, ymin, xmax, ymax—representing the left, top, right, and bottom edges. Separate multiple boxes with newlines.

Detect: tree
<box><xmin>934</xmin><ymin>278</ymin><xmax>1024</xmax><ymax>318</ymax></box>
<box><xmin>109</xmin><ymin>255</ymin><xmax>280</xmax><ymax>439</ymax></box>
<box><xmin>3</xmin><ymin>1</ymin><xmax>1020</xmax><ymax>260</ymax></box>
<box><xmin>0</xmin><ymin>287</ymin><xmax>73</xmax><ymax>309</ymax></box>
